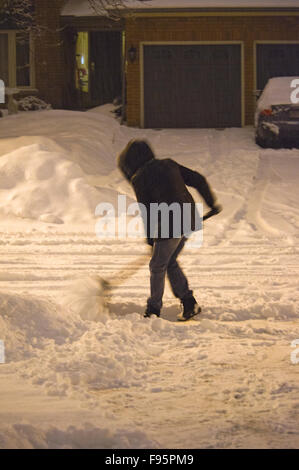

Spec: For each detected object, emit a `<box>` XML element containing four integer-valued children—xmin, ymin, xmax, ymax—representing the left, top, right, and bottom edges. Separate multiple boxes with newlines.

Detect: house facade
<box><xmin>0</xmin><ymin>0</ymin><xmax>66</xmax><ymax>108</ymax></box>
<box><xmin>125</xmin><ymin>9</ymin><xmax>299</xmax><ymax>128</ymax></box>
<box><xmin>1</xmin><ymin>1</ymin><xmax>299</xmax><ymax>128</ymax></box>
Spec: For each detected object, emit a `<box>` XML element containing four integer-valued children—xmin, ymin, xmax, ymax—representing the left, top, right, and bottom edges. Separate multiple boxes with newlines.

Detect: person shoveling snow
<box><xmin>117</xmin><ymin>139</ymin><xmax>222</xmax><ymax>321</ymax></box>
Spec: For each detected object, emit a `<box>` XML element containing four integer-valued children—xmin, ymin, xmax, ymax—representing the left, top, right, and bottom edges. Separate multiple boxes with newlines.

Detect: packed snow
<box><xmin>0</xmin><ymin>106</ymin><xmax>299</xmax><ymax>449</ymax></box>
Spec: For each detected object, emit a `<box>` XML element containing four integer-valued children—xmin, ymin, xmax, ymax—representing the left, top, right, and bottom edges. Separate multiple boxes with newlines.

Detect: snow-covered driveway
<box><xmin>0</xmin><ymin>108</ymin><xmax>298</xmax><ymax>448</ymax></box>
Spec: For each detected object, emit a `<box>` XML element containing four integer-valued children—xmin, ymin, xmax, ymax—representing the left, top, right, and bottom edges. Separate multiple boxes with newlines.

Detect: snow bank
<box><xmin>0</xmin><ymin>109</ymin><xmax>135</xmax><ymax>228</ymax></box>
<box><xmin>1</xmin><ymin>287</ymin><xmax>201</xmax><ymax>399</ymax></box>
<box><xmin>0</xmin><ymin>143</ymin><xmax>117</xmax><ymax>225</ymax></box>
<box><xmin>0</xmin><ymin>291</ymin><xmax>87</xmax><ymax>362</ymax></box>
<box><xmin>0</xmin><ymin>109</ymin><xmax>121</xmax><ymax>176</ymax></box>
<box><xmin>17</xmin><ymin>309</ymin><xmax>197</xmax><ymax>399</ymax></box>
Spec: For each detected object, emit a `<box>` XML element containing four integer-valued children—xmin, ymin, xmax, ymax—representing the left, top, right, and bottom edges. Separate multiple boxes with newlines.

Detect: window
<box><xmin>75</xmin><ymin>32</ymin><xmax>89</xmax><ymax>93</ymax></box>
<box><xmin>0</xmin><ymin>34</ymin><xmax>9</xmax><ymax>85</ymax></box>
<box><xmin>16</xmin><ymin>33</ymin><xmax>31</xmax><ymax>86</ymax></box>
<box><xmin>0</xmin><ymin>31</ymin><xmax>34</xmax><ymax>88</ymax></box>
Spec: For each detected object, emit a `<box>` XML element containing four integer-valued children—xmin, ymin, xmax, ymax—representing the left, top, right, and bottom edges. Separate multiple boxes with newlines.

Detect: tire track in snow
<box><xmin>246</xmin><ymin>153</ymin><xmax>284</xmax><ymax>237</ymax></box>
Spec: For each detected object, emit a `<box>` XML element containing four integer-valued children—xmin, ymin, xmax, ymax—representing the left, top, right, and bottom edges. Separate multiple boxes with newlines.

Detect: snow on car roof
<box><xmin>61</xmin><ymin>0</ymin><xmax>299</xmax><ymax>16</ymax></box>
<box><xmin>257</xmin><ymin>77</ymin><xmax>299</xmax><ymax>111</ymax></box>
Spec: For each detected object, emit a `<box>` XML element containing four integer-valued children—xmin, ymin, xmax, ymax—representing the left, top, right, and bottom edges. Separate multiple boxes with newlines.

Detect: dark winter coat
<box><xmin>118</xmin><ymin>140</ymin><xmax>216</xmax><ymax>244</ymax></box>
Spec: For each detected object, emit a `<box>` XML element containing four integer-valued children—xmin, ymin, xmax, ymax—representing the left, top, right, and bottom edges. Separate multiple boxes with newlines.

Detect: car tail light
<box><xmin>261</xmin><ymin>108</ymin><xmax>273</xmax><ymax>116</ymax></box>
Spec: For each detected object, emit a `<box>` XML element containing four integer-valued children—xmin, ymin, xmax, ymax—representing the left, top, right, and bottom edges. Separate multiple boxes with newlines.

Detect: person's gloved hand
<box><xmin>203</xmin><ymin>204</ymin><xmax>222</xmax><ymax>221</ymax></box>
<box><xmin>146</xmin><ymin>238</ymin><xmax>154</xmax><ymax>246</ymax></box>
<box><xmin>211</xmin><ymin>203</ymin><xmax>222</xmax><ymax>215</ymax></box>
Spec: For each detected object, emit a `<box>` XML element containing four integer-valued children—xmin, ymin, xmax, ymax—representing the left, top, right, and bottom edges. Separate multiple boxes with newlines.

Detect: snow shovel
<box><xmin>99</xmin><ymin>206</ymin><xmax>222</xmax><ymax>297</ymax></box>
<box><xmin>65</xmin><ymin>207</ymin><xmax>221</xmax><ymax>320</ymax></box>
<box><xmin>64</xmin><ymin>251</ymin><xmax>151</xmax><ymax>320</ymax></box>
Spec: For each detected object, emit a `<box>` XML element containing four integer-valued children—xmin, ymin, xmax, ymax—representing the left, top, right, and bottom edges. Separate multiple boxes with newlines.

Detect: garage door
<box><xmin>143</xmin><ymin>44</ymin><xmax>242</xmax><ymax>129</ymax></box>
<box><xmin>256</xmin><ymin>43</ymin><xmax>299</xmax><ymax>91</ymax></box>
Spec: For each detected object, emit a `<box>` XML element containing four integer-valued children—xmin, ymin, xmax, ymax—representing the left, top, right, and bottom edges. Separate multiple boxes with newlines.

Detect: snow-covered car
<box><xmin>255</xmin><ymin>77</ymin><xmax>299</xmax><ymax>149</ymax></box>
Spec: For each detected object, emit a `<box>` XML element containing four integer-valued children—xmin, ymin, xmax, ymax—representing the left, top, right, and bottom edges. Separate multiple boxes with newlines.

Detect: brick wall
<box><xmin>34</xmin><ymin>0</ymin><xmax>65</xmax><ymax>108</ymax></box>
<box><xmin>125</xmin><ymin>14</ymin><xmax>299</xmax><ymax>126</ymax></box>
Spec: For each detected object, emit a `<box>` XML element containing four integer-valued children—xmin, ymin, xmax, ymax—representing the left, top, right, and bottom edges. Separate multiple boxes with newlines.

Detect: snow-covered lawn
<box><xmin>0</xmin><ymin>107</ymin><xmax>298</xmax><ymax>449</ymax></box>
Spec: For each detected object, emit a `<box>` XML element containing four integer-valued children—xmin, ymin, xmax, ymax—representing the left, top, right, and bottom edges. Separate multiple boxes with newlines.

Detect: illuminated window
<box><xmin>75</xmin><ymin>32</ymin><xmax>89</xmax><ymax>93</ymax></box>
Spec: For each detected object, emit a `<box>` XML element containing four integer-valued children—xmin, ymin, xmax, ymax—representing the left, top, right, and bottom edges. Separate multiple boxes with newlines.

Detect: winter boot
<box><xmin>144</xmin><ymin>304</ymin><xmax>160</xmax><ymax>318</ymax></box>
<box><xmin>177</xmin><ymin>296</ymin><xmax>201</xmax><ymax>321</ymax></box>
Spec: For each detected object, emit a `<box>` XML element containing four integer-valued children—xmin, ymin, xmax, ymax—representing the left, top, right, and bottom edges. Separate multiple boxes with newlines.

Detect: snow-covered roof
<box><xmin>61</xmin><ymin>0</ymin><xmax>299</xmax><ymax>17</ymax></box>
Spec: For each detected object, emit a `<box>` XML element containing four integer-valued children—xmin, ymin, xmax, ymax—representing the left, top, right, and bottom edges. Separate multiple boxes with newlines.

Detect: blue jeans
<box><xmin>147</xmin><ymin>236</ymin><xmax>193</xmax><ymax>311</ymax></box>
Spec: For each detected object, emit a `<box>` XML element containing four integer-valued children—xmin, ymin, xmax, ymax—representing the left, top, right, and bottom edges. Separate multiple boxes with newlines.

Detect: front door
<box><xmin>90</xmin><ymin>31</ymin><xmax>122</xmax><ymax>107</ymax></box>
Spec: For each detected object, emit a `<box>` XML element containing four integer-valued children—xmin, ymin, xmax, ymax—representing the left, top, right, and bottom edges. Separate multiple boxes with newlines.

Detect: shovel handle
<box><xmin>203</xmin><ymin>206</ymin><xmax>222</xmax><ymax>221</ymax></box>
<box><xmin>104</xmin><ymin>207</ymin><xmax>221</xmax><ymax>290</ymax></box>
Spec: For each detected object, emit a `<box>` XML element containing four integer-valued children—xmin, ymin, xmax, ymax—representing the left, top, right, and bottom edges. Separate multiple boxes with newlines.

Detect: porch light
<box><xmin>128</xmin><ymin>45</ymin><xmax>137</xmax><ymax>63</ymax></box>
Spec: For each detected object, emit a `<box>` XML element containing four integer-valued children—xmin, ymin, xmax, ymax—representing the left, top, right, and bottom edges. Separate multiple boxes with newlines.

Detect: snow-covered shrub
<box><xmin>17</xmin><ymin>96</ymin><xmax>52</xmax><ymax>111</ymax></box>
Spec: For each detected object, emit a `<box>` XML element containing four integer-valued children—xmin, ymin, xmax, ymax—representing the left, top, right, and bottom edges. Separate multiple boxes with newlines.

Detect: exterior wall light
<box><xmin>128</xmin><ymin>45</ymin><xmax>137</xmax><ymax>63</ymax></box>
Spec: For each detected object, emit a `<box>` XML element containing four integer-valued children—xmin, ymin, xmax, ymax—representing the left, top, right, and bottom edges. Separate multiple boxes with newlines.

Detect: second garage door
<box><xmin>143</xmin><ymin>44</ymin><xmax>242</xmax><ymax>129</ymax></box>
<box><xmin>256</xmin><ymin>43</ymin><xmax>299</xmax><ymax>91</ymax></box>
